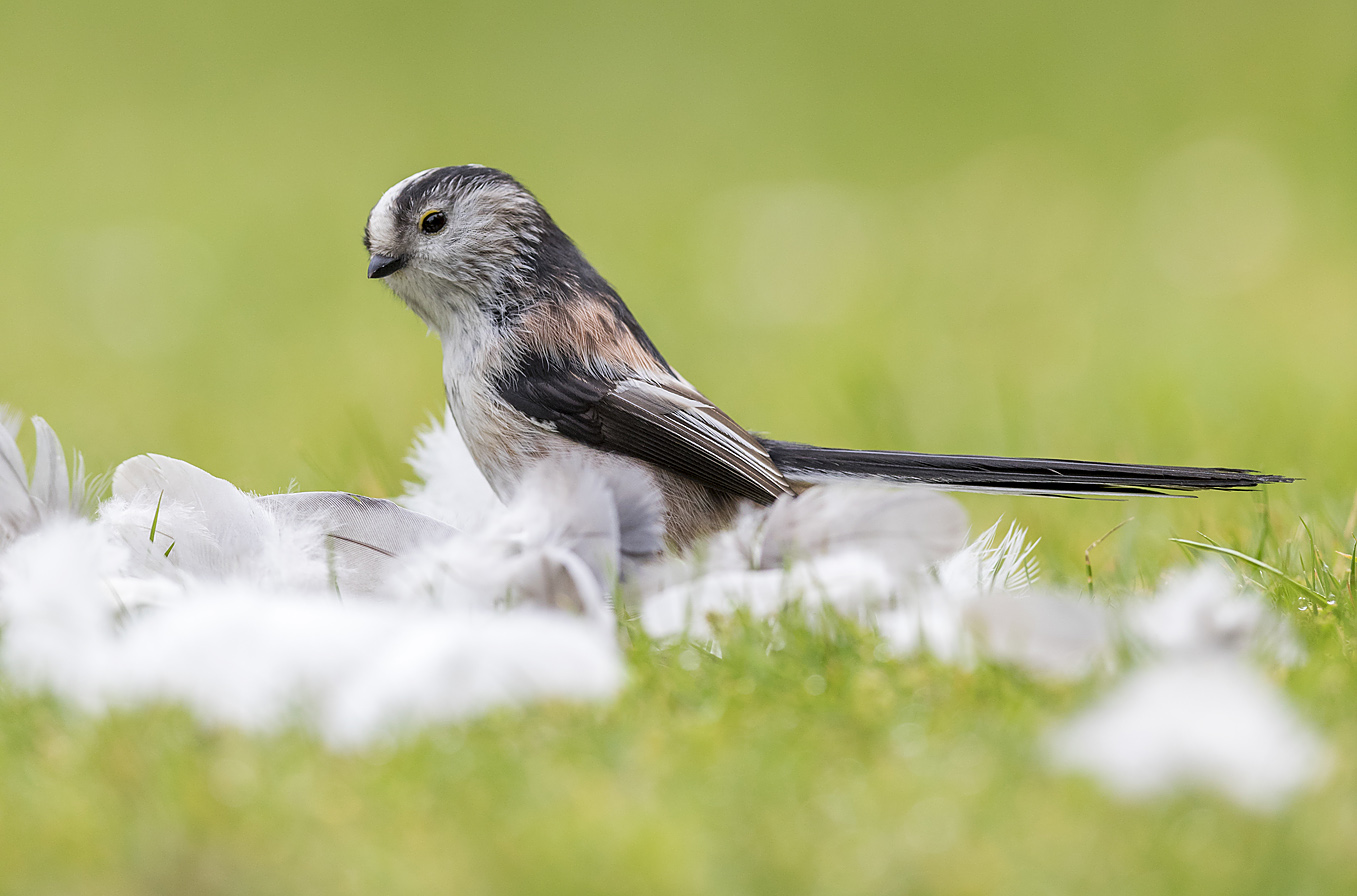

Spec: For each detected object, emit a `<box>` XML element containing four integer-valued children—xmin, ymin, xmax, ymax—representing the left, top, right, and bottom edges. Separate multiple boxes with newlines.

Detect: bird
<box><xmin>363</xmin><ymin>165</ymin><xmax>1291</xmax><ymax>548</ymax></box>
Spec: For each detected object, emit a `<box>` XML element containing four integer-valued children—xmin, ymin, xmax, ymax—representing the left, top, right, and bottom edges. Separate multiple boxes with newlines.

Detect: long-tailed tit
<box><xmin>364</xmin><ymin>166</ymin><xmax>1289</xmax><ymax>547</ymax></box>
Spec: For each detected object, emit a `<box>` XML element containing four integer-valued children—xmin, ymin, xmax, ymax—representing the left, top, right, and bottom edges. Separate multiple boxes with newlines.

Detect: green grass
<box><xmin>3</xmin><ymin>541</ymin><xmax>1356</xmax><ymax>895</ymax></box>
<box><xmin>2</xmin><ymin>0</ymin><xmax>1356</xmax><ymax>890</ymax></box>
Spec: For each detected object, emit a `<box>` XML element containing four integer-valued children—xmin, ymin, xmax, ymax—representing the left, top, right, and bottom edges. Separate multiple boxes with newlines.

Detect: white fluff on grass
<box><xmin>399</xmin><ymin>409</ymin><xmax>502</xmax><ymax>529</ymax></box>
<box><xmin>392</xmin><ymin>455</ymin><xmax>664</xmax><ymax>622</ymax></box>
<box><xmin>639</xmin><ymin>499</ymin><xmax>1116</xmax><ymax>682</ymax></box>
<box><xmin>757</xmin><ymin>484</ymin><xmax>971</xmax><ymax>584</ymax></box>
<box><xmin>1047</xmin><ymin>656</ymin><xmax>1330</xmax><ymax>811</ymax></box>
<box><xmin>0</xmin><ymin>414</ymin><xmax>631</xmax><ymax>746</ymax></box>
<box><xmin>0</xmin><ymin>520</ymin><xmax>128</xmax><ymax>699</ymax></box>
<box><xmin>965</xmin><ymin>590</ymin><xmax>1116</xmax><ymax>680</ymax></box>
<box><xmin>1046</xmin><ymin>561</ymin><xmax>1325</xmax><ymax>810</ymax></box>
<box><xmin>0</xmin><ymin>515</ymin><xmax>625</xmax><ymax>749</ymax></box>
<box><xmin>0</xmin><ymin>409</ymin><xmax>1335</xmax><ymax>800</ymax></box>
<box><xmin>875</xmin><ymin>521</ymin><xmax>1048</xmax><ymax>664</ymax></box>
<box><xmin>639</xmin><ymin>484</ymin><xmax>967</xmax><ymax>628</ymax></box>
<box><xmin>860</xmin><ymin>521</ymin><xmax>1114</xmax><ymax>681</ymax></box>
<box><xmin>1126</xmin><ymin>562</ymin><xmax>1303</xmax><ymax>664</ymax></box>
<box><xmin>643</xmin><ymin>550</ymin><xmax>899</xmax><ymax>639</ymax></box>
<box><xmin>97</xmin><ymin>592</ymin><xmax>622</xmax><ymax>749</ymax></box>
<box><xmin>637</xmin><ymin>501</ymin><xmax>1115</xmax><ymax>680</ymax></box>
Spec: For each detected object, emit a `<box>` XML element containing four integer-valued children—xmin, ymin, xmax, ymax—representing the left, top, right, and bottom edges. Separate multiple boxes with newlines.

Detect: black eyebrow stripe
<box><xmin>390</xmin><ymin>166</ymin><xmax>523</xmax><ymax>220</ymax></box>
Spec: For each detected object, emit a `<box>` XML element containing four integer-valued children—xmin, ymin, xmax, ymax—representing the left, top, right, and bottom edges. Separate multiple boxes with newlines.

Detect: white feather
<box><xmin>639</xmin><ymin>484</ymin><xmax>977</xmax><ymax>642</ymax></box>
<box><xmin>399</xmin><ymin>409</ymin><xmax>502</xmax><ymax>529</ymax></box>
<box><xmin>759</xmin><ymin>483</ymin><xmax>968</xmax><ymax>579</ymax></box>
<box><xmin>0</xmin><ymin>519</ymin><xmax>623</xmax><ymax>747</ymax></box>
<box><xmin>936</xmin><ymin>520</ymin><xmax>1040</xmax><ymax>595</ymax></box>
<box><xmin>393</xmin><ymin>454</ymin><xmax>662</xmax><ymax>622</ymax></box>
<box><xmin>1047</xmin><ymin>656</ymin><xmax>1330</xmax><ymax>811</ymax></box>
<box><xmin>0</xmin><ymin>414</ymin><xmax>91</xmax><ymax>545</ymax></box>
<box><xmin>1125</xmin><ymin>561</ymin><xmax>1302</xmax><ymax>663</ymax></box>
<box><xmin>0</xmin><ymin>445</ymin><xmax>626</xmax><ymax>747</ymax></box>
<box><xmin>963</xmin><ymin>591</ymin><xmax>1116</xmax><ymax>680</ymax></box>
<box><xmin>0</xmin><ymin>519</ymin><xmax>129</xmax><ymax>705</ymax></box>
<box><xmin>106</xmin><ymin>454</ymin><xmax>329</xmax><ymax>592</ymax></box>
<box><xmin>642</xmin><ymin>550</ymin><xmax>898</xmax><ymax>640</ymax></box>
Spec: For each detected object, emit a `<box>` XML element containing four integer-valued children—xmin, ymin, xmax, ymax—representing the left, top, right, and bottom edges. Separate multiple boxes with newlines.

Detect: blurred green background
<box><xmin>1</xmin><ymin>0</ymin><xmax>1354</xmax><ymax>578</ymax></box>
<box><xmin>4</xmin><ymin>5</ymin><xmax>1357</xmax><ymax>894</ymax></box>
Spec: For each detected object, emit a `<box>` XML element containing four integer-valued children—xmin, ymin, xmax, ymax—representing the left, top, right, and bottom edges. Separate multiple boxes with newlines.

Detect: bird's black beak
<box><xmin>367</xmin><ymin>254</ymin><xmax>406</xmax><ymax>279</ymax></box>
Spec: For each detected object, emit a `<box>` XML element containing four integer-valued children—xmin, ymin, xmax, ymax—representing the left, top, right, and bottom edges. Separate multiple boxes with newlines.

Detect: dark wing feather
<box><xmin>496</xmin><ymin>354</ymin><xmax>791</xmax><ymax>505</ymax></box>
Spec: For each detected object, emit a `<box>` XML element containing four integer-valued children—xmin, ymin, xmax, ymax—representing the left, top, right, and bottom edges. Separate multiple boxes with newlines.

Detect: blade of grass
<box><xmin>1085</xmin><ymin>518</ymin><xmax>1132</xmax><ymax>597</ymax></box>
<box><xmin>1349</xmin><ymin>539</ymin><xmax>1356</xmax><ymax>609</ymax></box>
<box><xmin>149</xmin><ymin>491</ymin><xmax>163</xmax><ymax>543</ymax></box>
<box><xmin>1299</xmin><ymin>517</ymin><xmax>1325</xmax><ymax>596</ymax></box>
<box><xmin>1253</xmin><ymin>489</ymin><xmax>1272</xmax><ymax>559</ymax></box>
<box><xmin>1171</xmin><ymin>538</ymin><xmax>1329</xmax><ymax>603</ymax></box>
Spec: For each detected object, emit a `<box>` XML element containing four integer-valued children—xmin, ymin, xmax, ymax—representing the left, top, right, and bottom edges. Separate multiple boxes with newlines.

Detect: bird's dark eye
<box><xmin>419</xmin><ymin>209</ymin><xmax>447</xmax><ymax>234</ymax></box>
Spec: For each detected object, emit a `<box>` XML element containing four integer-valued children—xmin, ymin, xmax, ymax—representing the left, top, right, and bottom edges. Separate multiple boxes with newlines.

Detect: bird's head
<box><xmin>364</xmin><ymin>165</ymin><xmax>551</xmax><ymax>329</ymax></box>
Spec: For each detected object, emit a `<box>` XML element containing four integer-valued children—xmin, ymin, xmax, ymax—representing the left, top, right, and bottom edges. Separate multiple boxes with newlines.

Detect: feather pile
<box><xmin>0</xmin><ymin>408</ymin><xmax>1331</xmax><ymax>807</ymax></box>
<box><xmin>0</xmin><ymin>411</ymin><xmax>632</xmax><ymax>748</ymax></box>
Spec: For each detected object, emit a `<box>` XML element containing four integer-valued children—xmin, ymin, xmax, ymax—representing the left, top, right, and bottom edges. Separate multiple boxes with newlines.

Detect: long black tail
<box><xmin>760</xmin><ymin>439</ymin><xmax>1294</xmax><ymax>497</ymax></box>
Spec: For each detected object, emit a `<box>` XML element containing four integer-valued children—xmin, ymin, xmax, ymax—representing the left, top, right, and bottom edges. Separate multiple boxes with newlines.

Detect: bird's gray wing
<box><xmin>494</xmin><ymin>352</ymin><xmax>791</xmax><ymax>505</ymax></box>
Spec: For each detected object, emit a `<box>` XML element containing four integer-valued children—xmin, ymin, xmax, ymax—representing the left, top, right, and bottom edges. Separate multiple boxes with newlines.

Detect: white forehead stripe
<box><xmin>367</xmin><ymin>167</ymin><xmax>438</xmax><ymax>249</ymax></box>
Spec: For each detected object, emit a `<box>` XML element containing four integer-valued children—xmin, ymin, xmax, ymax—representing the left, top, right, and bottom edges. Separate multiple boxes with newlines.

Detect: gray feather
<box><xmin>510</xmin><ymin>457</ymin><xmax>621</xmax><ymax>601</ymax></box>
<box><xmin>758</xmin><ymin>483</ymin><xmax>969</xmax><ymax>580</ymax></box>
<box><xmin>0</xmin><ymin>414</ymin><xmax>36</xmax><ymax>541</ymax></box>
<box><xmin>258</xmin><ymin>492</ymin><xmax>457</xmax><ymax>594</ymax></box>
<box><xmin>0</xmin><ymin>413</ymin><xmax>87</xmax><ymax>543</ymax></box>
<box><xmin>592</xmin><ymin>462</ymin><xmax>666</xmax><ymax>562</ymax></box>
<box><xmin>30</xmin><ymin>417</ymin><xmax>70</xmax><ymax>515</ymax></box>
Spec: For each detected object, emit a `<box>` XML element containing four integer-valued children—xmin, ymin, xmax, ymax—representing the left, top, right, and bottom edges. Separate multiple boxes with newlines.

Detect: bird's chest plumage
<box><xmin>439</xmin><ymin>324</ymin><xmax>557</xmax><ymax>497</ymax></box>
